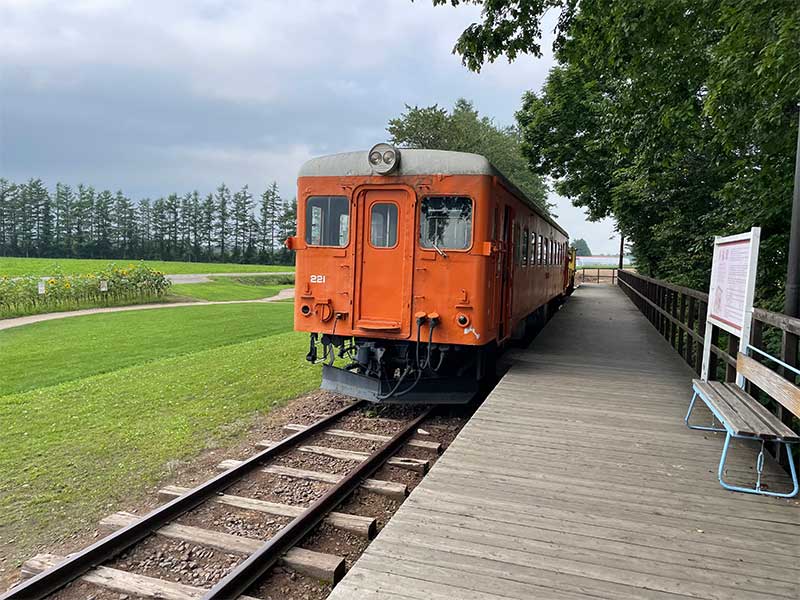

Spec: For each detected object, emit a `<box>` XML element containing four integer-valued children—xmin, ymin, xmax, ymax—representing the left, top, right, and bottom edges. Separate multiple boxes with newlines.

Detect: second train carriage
<box><xmin>287</xmin><ymin>144</ymin><xmax>571</xmax><ymax>403</ymax></box>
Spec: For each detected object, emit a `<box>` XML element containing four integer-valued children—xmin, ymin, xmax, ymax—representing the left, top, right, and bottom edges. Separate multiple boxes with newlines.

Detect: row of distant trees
<box><xmin>0</xmin><ymin>178</ymin><xmax>297</xmax><ymax>264</ymax></box>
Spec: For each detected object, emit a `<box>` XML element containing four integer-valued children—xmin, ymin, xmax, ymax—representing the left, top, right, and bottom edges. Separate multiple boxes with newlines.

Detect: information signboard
<box><xmin>701</xmin><ymin>228</ymin><xmax>760</xmax><ymax>382</ymax></box>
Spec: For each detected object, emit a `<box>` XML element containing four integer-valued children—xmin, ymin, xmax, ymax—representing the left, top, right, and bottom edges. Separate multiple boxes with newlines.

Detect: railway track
<box><xmin>4</xmin><ymin>400</ymin><xmax>461</xmax><ymax>600</ymax></box>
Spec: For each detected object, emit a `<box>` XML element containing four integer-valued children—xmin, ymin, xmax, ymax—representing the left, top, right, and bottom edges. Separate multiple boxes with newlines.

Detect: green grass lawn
<box><xmin>0</xmin><ymin>303</ymin><xmax>318</xmax><ymax>565</ymax></box>
<box><xmin>0</xmin><ymin>303</ymin><xmax>296</xmax><ymax>395</ymax></box>
<box><xmin>0</xmin><ymin>257</ymin><xmax>294</xmax><ymax>277</ymax></box>
<box><xmin>170</xmin><ymin>274</ymin><xmax>294</xmax><ymax>302</ymax></box>
<box><xmin>0</xmin><ymin>330</ymin><xmax>318</xmax><ymax>563</ymax></box>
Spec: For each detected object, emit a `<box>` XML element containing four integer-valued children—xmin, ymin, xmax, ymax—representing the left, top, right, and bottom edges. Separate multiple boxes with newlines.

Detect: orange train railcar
<box><xmin>286</xmin><ymin>145</ymin><xmax>570</xmax><ymax>403</ymax></box>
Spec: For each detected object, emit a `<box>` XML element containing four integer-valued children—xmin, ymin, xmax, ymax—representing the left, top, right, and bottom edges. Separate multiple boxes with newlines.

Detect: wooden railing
<box><xmin>575</xmin><ymin>268</ymin><xmax>618</xmax><ymax>285</ymax></box>
<box><xmin>617</xmin><ymin>270</ymin><xmax>799</xmax><ymax>459</ymax></box>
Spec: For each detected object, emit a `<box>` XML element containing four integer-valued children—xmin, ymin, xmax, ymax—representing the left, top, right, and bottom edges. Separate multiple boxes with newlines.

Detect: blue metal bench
<box><xmin>686</xmin><ymin>347</ymin><xmax>799</xmax><ymax>497</ymax></box>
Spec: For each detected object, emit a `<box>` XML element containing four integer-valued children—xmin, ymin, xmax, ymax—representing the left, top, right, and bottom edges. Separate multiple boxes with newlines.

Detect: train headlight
<box><xmin>367</xmin><ymin>143</ymin><xmax>400</xmax><ymax>175</ymax></box>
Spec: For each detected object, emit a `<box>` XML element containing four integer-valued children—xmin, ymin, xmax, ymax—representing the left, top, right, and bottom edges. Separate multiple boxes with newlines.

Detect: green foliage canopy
<box><xmin>435</xmin><ymin>0</ymin><xmax>800</xmax><ymax>309</ymax></box>
<box><xmin>571</xmin><ymin>238</ymin><xmax>591</xmax><ymax>256</ymax></box>
<box><xmin>387</xmin><ymin>98</ymin><xmax>550</xmax><ymax>211</ymax></box>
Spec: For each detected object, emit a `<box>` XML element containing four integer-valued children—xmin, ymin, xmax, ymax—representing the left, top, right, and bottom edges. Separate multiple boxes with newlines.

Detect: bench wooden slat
<box><xmin>736</xmin><ymin>353</ymin><xmax>800</xmax><ymax>417</ymax></box>
<box><xmin>722</xmin><ymin>383</ymin><xmax>799</xmax><ymax>440</ymax></box>
<box><xmin>708</xmin><ymin>383</ymin><xmax>776</xmax><ymax>438</ymax></box>
<box><xmin>692</xmin><ymin>380</ymin><xmax>752</xmax><ymax>433</ymax></box>
<box><xmin>692</xmin><ymin>379</ymin><xmax>800</xmax><ymax>442</ymax></box>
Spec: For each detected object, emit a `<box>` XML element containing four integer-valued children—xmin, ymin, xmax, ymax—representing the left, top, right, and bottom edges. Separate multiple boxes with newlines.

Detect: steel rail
<box><xmin>201</xmin><ymin>406</ymin><xmax>434</xmax><ymax>599</ymax></box>
<box><xmin>1</xmin><ymin>400</ymin><xmax>365</xmax><ymax>600</ymax></box>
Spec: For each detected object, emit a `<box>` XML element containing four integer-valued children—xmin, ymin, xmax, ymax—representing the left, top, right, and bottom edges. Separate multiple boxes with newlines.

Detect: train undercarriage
<box><xmin>308</xmin><ymin>333</ymin><xmax>496</xmax><ymax>404</ymax></box>
<box><xmin>307</xmin><ymin>298</ymin><xmax>562</xmax><ymax>404</ymax></box>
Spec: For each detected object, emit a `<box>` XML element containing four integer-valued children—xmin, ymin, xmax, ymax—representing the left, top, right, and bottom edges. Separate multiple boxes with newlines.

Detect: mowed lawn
<box><xmin>0</xmin><ymin>257</ymin><xmax>294</xmax><ymax>277</ymax></box>
<box><xmin>170</xmin><ymin>275</ymin><xmax>294</xmax><ymax>302</ymax></box>
<box><xmin>0</xmin><ymin>304</ymin><xmax>319</xmax><ymax>564</ymax></box>
<box><xmin>0</xmin><ymin>303</ymin><xmax>296</xmax><ymax>395</ymax></box>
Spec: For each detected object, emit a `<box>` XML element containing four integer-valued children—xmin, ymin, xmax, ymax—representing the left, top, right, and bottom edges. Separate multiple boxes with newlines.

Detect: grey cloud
<box><xmin>0</xmin><ymin>0</ymin><xmax>615</xmax><ymax>249</ymax></box>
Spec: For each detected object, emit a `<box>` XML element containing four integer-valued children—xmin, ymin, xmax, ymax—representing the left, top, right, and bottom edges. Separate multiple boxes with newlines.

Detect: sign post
<box><xmin>701</xmin><ymin>228</ymin><xmax>761</xmax><ymax>386</ymax></box>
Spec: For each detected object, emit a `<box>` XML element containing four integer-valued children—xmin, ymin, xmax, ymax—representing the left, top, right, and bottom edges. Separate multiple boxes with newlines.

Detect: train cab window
<box><xmin>305</xmin><ymin>196</ymin><xmax>349</xmax><ymax>247</ymax></box>
<box><xmin>420</xmin><ymin>196</ymin><xmax>472</xmax><ymax>250</ymax></box>
<box><xmin>370</xmin><ymin>203</ymin><xmax>398</xmax><ymax>248</ymax></box>
<box><xmin>521</xmin><ymin>227</ymin><xmax>529</xmax><ymax>266</ymax></box>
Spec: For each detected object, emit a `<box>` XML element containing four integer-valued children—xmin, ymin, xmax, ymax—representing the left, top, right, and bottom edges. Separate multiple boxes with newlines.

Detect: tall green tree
<box><xmin>571</xmin><ymin>238</ymin><xmax>591</xmax><ymax>256</ymax></box>
<box><xmin>434</xmin><ymin>0</ymin><xmax>800</xmax><ymax>306</ymax></box>
<box><xmin>54</xmin><ymin>183</ymin><xmax>75</xmax><ymax>255</ymax></box>
<box><xmin>231</xmin><ymin>185</ymin><xmax>253</xmax><ymax>259</ymax></box>
<box><xmin>388</xmin><ymin>98</ymin><xmax>549</xmax><ymax>210</ymax></box>
<box><xmin>215</xmin><ymin>183</ymin><xmax>231</xmax><ymax>260</ymax></box>
<box><xmin>200</xmin><ymin>193</ymin><xmax>216</xmax><ymax>258</ymax></box>
<box><xmin>74</xmin><ymin>185</ymin><xmax>94</xmax><ymax>257</ymax></box>
<box><xmin>112</xmin><ymin>191</ymin><xmax>135</xmax><ymax>258</ymax></box>
<box><xmin>259</xmin><ymin>182</ymin><xmax>281</xmax><ymax>259</ymax></box>
<box><xmin>138</xmin><ymin>199</ymin><xmax>153</xmax><ymax>257</ymax></box>
<box><xmin>0</xmin><ymin>179</ymin><xmax>18</xmax><ymax>255</ymax></box>
<box><xmin>275</xmin><ymin>197</ymin><xmax>297</xmax><ymax>265</ymax></box>
<box><xmin>93</xmin><ymin>190</ymin><xmax>114</xmax><ymax>257</ymax></box>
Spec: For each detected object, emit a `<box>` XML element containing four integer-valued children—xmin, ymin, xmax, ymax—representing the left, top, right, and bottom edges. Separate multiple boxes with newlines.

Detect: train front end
<box><xmin>287</xmin><ymin>145</ymin><xmax>496</xmax><ymax>404</ymax></box>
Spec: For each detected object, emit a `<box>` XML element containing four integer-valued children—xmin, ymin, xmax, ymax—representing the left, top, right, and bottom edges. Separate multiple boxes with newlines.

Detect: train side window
<box><xmin>536</xmin><ymin>234</ymin><xmax>542</xmax><ymax>265</ymax></box>
<box><xmin>370</xmin><ymin>203</ymin><xmax>398</xmax><ymax>248</ymax></box>
<box><xmin>531</xmin><ymin>231</ymin><xmax>537</xmax><ymax>265</ymax></box>
<box><xmin>420</xmin><ymin>196</ymin><xmax>472</xmax><ymax>250</ymax></box>
<box><xmin>521</xmin><ymin>227</ymin><xmax>529</xmax><ymax>267</ymax></box>
<box><xmin>305</xmin><ymin>195</ymin><xmax>349</xmax><ymax>247</ymax></box>
<box><xmin>543</xmin><ymin>237</ymin><xmax>549</xmax><ymax>265</ymax></box>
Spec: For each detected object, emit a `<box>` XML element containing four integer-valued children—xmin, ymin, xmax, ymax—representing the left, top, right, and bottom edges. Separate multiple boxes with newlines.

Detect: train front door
<box><xmin>355</xmin><ymin>188</ymin><xmax>414</xmax><ymax>336</ymax></box>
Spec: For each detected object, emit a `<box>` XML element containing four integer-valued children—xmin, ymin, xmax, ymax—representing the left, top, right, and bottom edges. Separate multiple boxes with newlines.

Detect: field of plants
<box><xmin>0</xmin><ymin>263</ymin><xmax>172</xmax><ymax>318</ymax></box>
<box><xmin>0</xmin><ymin>257</ymin><xmax>294</xmax><ymax>278</ymax></box>
<box><xmin>0</xmin><ymin>302</ymin><xmax>317</xmax><ymax>565</ymax></box>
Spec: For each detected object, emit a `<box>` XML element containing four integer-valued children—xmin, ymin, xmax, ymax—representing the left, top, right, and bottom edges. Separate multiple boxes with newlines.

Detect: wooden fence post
<box><xmin>687</xmin><ymin>296</ymin><xmax>697</xmax><ymax>370</ymax></box>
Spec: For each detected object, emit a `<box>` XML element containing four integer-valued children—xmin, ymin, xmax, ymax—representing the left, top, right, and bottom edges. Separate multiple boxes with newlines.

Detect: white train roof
<box><xmin>298</xmin><ymin>148</ymin><xmax>568</xmax><ymax>237</ymax></box>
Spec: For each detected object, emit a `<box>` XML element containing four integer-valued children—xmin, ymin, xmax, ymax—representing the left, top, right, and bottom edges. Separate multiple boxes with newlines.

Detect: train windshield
<box><xmin>305</xmin><ymin>196</ymin><xmax>349</xmax><ymax>247</ymax></box>
<box><xmin>420</xmin><ymin>196</ymin><xmax>472</xmax><ymax>250</ymax></box>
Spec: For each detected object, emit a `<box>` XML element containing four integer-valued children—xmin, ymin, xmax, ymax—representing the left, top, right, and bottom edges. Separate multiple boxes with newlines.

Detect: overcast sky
<box><xmin>0</xmin><ymin>0</ymin><xmax>618</xmax><ymax>254</ymax></box>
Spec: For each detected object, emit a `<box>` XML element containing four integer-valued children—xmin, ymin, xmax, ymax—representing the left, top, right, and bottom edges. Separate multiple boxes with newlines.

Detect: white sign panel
<box><xmin>708</xmin><ymin>238</ymin><xmax>754</xmax><ymax>334</ymax></box>
<box><xmin>700</xmin><ymin>227</ymin><xmax>760</xmax><ymax>382</ymax></box>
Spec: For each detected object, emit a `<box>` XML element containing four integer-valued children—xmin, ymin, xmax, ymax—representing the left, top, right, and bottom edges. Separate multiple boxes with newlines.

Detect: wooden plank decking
<box><xmin>328</xmin><ymin>284</ymin><xmax>800</xmax><ymax>599</ymax></box>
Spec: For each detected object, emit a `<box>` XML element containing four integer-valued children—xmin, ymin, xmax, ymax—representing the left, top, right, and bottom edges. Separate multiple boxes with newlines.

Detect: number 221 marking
<box><xmin>310</xmin><ymin>275</ymin><xmax>326</xmax><ymax>283</ymax></box>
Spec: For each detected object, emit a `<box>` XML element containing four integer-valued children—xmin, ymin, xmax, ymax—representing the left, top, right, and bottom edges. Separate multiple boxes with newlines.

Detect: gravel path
<box><xmin>0</xmin><ymin>288</ymin><xmax>295</xmax><ymax>332</ymax></box>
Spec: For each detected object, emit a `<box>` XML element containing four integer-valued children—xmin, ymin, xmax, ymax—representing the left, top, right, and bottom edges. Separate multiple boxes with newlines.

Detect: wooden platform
<box><xmin>328</xmin><ymin>284</ymin><xmax>800</xmax><ymax>599</ymax></box>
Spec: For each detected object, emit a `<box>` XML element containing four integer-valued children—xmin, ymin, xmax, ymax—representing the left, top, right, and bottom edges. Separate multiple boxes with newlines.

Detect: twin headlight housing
<box><xmin>368</xmin><ymin>143</ymin><xmax>400</xmax><ymax>175</ymax></box>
